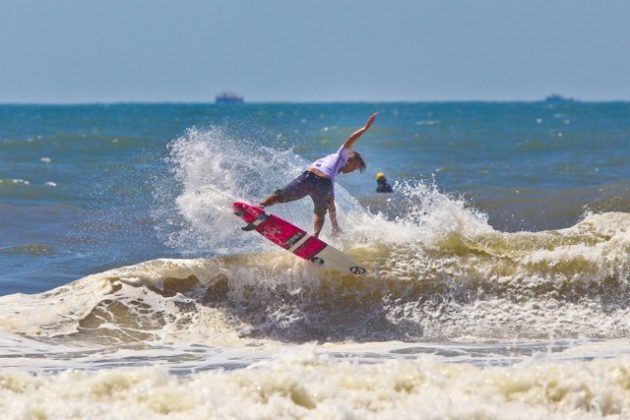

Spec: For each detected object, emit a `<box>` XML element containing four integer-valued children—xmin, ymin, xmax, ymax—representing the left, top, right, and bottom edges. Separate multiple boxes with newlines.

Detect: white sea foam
<box><xmin>0</xmin><ymin>178</ymin><xmax>30</xmax><ymax>185</ymax></box>
<box><xmin>1</xmin><ymin>350</ymin><xmax>629</xmax><ymax>419</ymax></box>
<box><xmin>0</xmin><ymin>207</ymin><xmax>628</xmax><ymax>345</ymax></box>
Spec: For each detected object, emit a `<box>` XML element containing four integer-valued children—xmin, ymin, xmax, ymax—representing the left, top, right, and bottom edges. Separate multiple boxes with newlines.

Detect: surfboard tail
<box><xmin>233</xmin><ymin>201</ymin><xmax>265</xmax><ymax>222</ymax></box>
<box><xmin>233</xmin><ymin>201</ymin><xmax>269</xmax><ymax>231</ymax></box>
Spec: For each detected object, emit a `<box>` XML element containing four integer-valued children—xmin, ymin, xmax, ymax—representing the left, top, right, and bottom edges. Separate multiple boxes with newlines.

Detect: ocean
<box><xmin>1</xmin><ymin>102</ymin><xmax>629</xmax><ymax>418</ymax></box>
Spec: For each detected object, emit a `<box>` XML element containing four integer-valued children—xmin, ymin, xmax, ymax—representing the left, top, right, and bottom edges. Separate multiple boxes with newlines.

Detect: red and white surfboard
<box><xmin>233</xmin><ymin>201</ymin><xmax>366</xmax><ymax>275</ymax></box>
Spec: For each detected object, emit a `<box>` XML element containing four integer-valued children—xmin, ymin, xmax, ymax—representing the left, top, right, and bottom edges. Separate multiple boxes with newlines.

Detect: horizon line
<box><xmin>2</xmin><ymin>98</ymin><xmax>630</xmax><ymax>106</ymax></box>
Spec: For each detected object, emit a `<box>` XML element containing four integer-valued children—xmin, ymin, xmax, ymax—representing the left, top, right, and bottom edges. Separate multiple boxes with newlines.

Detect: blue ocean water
<box><xmin>1</xmin><ymin>102</ymin><xmax>630</xmax><ymax>417</ymax></box>
<box><xmin>1</xmin><ymin>102</ymin><xmax>628</xmax><ymax>295</ymax></box>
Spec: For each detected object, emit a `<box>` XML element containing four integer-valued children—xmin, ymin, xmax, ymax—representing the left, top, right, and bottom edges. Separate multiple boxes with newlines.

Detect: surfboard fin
<box><xmin>241</xmin><ymin>213</ymin><xmax>269</xmax><ymax>231</ymax></box>
<box><xmin>241</xmin><ymin>223</ymin><xmax>257</xmax><ymax>231</ymax></box>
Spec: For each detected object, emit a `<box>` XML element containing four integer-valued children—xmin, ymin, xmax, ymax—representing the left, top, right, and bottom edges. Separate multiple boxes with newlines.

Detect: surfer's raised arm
<box><xmin>342</xmin><ymin>112</ymin><xmax>378</xmax><ymax>150</ymax></box>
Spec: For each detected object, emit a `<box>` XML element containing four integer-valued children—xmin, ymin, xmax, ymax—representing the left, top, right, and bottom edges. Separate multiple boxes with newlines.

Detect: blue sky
<box><xmin>2</xmin><ymin>0</ymin><xmax>630</xmax><ymax>103</ymax></box>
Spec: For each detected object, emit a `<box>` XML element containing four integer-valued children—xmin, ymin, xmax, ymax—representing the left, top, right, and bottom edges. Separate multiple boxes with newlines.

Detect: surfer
<box><xmin>259</xmin><ymin>112</ymin><xmax>377</xmax><ymax>237</ymax></box>
<box><xmin>375</xmin><ymin>172</ymin><xmax>393</xmax><ymax>193</ymax></box>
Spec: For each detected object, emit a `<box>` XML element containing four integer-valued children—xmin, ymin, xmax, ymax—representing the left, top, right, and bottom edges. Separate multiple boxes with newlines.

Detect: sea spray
<box><xmin>153</xmin><ymin>126</ymin><xmax>364</xmax><ymax>254</ymax></box>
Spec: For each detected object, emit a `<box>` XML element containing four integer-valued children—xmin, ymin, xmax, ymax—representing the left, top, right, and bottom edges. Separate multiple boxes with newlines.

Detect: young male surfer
<box><xmin>259</xmin><ymin>112</ymin><xmax>377</xmax><ymax>238</ymax></box>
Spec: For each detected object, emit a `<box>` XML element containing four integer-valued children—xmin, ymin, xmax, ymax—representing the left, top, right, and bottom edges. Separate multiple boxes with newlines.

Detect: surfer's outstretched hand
<box><xmin>365</xmin><ymin>112</ymin><xmax>378</xmax><ymax>129</ymax></box>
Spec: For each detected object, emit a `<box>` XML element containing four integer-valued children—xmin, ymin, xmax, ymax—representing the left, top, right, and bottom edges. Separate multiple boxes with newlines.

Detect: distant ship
<box><xmin>545</xmin><ymin>94</ymin><xmax>576</xmax><ymax>103</ymax></box>
<box><xmin>215</xmin><ymin>92</ymin><xmax>244</xmax><ymax>103</ymax></box>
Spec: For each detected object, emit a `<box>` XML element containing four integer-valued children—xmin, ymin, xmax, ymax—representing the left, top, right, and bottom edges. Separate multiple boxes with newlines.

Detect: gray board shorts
<box><xmin>275</xmin><ymin>171</ymin><xmax>333</xmax><ymax>216</ymax></box>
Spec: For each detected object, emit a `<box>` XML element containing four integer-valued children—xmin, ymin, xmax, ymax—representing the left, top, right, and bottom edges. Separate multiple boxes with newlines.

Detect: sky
<box><xmin>1</xmin><ymin>0</ymin><xmax>630</xmax><ymax>103</ymax></box>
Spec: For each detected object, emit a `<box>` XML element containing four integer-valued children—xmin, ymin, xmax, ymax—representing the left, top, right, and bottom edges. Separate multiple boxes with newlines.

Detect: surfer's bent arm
<box><xmin>328</xmin><ymin>197</ymin><xmax>341</xmax><ymax>236</ymax></box>
<box><xmin>342</xmin><ymin>112</ymin><xmax>378</xmax><ymax>149</ymax></box>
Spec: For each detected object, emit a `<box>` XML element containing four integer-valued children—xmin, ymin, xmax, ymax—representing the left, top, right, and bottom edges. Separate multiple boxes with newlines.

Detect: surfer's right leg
<box><xmin>258</xmin><ymin>195</ymin><xmax>278</xmax><ymax>208</ymax></box>
<box><xmin>260</xmin><ymin>171</ymin><xmax>311</xmax><ymax>208</ymax></box>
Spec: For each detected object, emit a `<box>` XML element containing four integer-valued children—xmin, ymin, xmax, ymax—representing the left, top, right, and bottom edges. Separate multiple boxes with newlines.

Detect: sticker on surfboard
<box><xmin>233</xmin><ymin>201</ymin><xmax>366</xmax><ymax>275</ymax></box>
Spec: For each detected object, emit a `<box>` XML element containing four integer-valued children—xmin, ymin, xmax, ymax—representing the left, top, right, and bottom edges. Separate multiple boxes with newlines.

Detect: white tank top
<box><xmin>308</xmin><ymin>146</ymin><xmax>351</xmax><ymax>183</ymax></box>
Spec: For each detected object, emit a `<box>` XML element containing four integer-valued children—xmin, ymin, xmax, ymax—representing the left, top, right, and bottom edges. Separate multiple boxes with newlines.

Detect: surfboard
<box><xmin>233</xmin><ymin>201</ymin><xmax>367</xmax><ymax>275</ymax></box>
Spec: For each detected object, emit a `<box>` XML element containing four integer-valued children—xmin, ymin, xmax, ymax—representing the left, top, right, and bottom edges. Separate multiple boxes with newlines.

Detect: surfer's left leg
<box><xmin>309</xmin><ymin>178</ymin><xmax>333</xmax><ymax>237</ymax></box>
<box><xmin>313</xmin><ymin>213</ymin><xmax>325</xmax><ymax>238</ymax></box>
